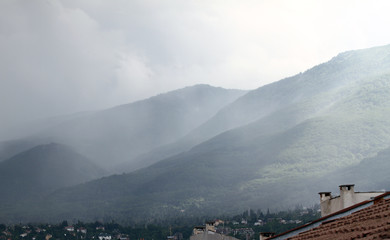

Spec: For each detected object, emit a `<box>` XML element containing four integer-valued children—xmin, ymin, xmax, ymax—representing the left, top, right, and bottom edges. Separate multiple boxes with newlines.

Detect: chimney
<box><xmin>339</xmin><ymin>184</ymin><xmax>355</xmax><ymax>209</ymax></box>
<box><xmin>260</xmin><ymin>232</ymin><xmax>275</xmax><ymax>240</ymax></box>
<box><xmin>318</xmin><ymin>192</ymin><xmax>332</xmax><ymax>217</ymax></box>
<box><xmin>318</xmin><ymin>192</ymin><xmax>332</xmax><ymax>202</ymax></box>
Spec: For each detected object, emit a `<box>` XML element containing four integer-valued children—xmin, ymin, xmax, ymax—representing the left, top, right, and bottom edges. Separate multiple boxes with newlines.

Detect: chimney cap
<box><xmin>318</xmin><ymin>192</ymin><xmax>331</xmax><ymax>195</ymax></box>
<box><xmin>339</xmin><ymin>184</ymin><xmax>355</xmax><ymax>188</ymax></box>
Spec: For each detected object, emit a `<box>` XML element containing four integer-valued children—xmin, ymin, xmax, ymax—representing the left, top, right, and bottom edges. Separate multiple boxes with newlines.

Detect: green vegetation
<box><xmin>2</xmin><ymin>45</ymin><xmax>390</xmax><ymax>224</ymax></box>
<box><xmin>0</xmin><ymin>221</ymin><xmax>183</xmax><ymax>240</ymax></box>
<box><xmin>0</xmin><ymin>206</ymin><xmax>320</xmax><ymax>240</ymax></box>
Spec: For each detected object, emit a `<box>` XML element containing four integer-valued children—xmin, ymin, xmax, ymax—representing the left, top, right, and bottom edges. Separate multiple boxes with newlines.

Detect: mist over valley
<box><xmin>1</xmin><ymin>44</ymin><xmax>390</xmax><ymax>224</ymax></box>
<box><xmin>3</xmin><ymin>3</ymin><xmax>390</xmax><ymax>240</ymax></box>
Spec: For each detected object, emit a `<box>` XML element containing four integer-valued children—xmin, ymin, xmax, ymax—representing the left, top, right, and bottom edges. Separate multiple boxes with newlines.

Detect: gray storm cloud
<box><xmin>1</xmin><ymin>0</ymin><xmax>390</xmax><ymax>140</ymax></box>
<box><xmin>0</xmin><ymin>0</ymin><xmax>155</xmax><ymax>138</ymax></box>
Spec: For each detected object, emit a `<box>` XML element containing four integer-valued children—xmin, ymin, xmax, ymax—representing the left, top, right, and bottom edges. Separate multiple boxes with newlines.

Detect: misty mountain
<box><xmin>0</xmin><ymin>139</ymin><xmax>39</xmax><ymax>162</ymax></box>
<box><xmin>187</xmin><ymin>44</ymin><xmax>390</xmax><ymax>141</ymax></box>
<box><xmin>1</xmin><ymin>85</ymin><xmax>246</xmax><ymax>170</ymax></box>
<box><xmin>0</xmin><ymin>143</ymin><xmax>105</xmax><ymax>204</ymax></box>
<box><xmin>0</xmin><ymin>112</ymin><xmax>93</xmax><ymax>162</ymax></box>
<box><xmin>121</xmin><ymin>44</ymin><xmax>390</xmax><ymax>172</ymax></box>
<box><xmin>316</xmin><ymin>146</ymin><xmax>390</xmax><ymax>191</ymax></box>
<box><xmin>2</xmin><ymin>44</ymin><xmax>390</xmax><ymax>223</ymax></box>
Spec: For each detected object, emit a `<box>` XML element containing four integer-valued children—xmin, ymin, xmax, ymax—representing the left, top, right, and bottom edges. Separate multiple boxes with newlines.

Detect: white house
<box><xmin>64</xmin><ymin>226</ymin><xmax>74</xmax><ymax>232</ymax></box>
<box><xmin>319</xmin><ymin>184</ymin><xmax>384</xmax><ymax>217</ymax></box>
<box><xmin>98</xmin><ymin>233</ymin><xmax>112</xmax><ymax>240</ymax></box>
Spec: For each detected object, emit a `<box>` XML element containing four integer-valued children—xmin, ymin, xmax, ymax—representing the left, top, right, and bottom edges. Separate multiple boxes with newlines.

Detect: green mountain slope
<box><xmin>314</xmin><ymin>146</ymin><xmax>390</xmax><ymax>192</ymax></box>
<box><xmin>183</xmin><ymin>45</ymin><xmax>390</xmax><ymax>144</ymax></box>
<box><xmin>2</xmin><ymin>45</ymin><xmax>390</xmax><ymax>223</ymax></box>
<box><xmin>0</xmin><ymin>143</ymin><xmax>105</xmax><ymax>204</ymax></box>
<box><xmin>121</xmin><ymin>44</ymin><xmax>390</xmax><ymax>172</ymax></box>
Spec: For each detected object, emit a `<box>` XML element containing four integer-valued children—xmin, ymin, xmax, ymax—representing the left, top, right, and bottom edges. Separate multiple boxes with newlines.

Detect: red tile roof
<box><xmin>271</xmin><ymin>192</ymin><xmax>390</xmax><ymax>240</ymax></box>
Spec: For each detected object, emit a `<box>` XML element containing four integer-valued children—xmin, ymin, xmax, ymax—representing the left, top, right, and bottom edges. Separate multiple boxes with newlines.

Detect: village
<box><xmin>0</xmin><ymin>206</ymin><xmax>319</xmax><ymax>240</ymax></box>
<box><xmin>191</xmin><ymin>184</ymin><xmax>390</xmax><ymax>240</ymax></box>
<box><xmin>2</xmin><ymin>184</ymin><xmax>389</xmax><ymax>239</ymax></box>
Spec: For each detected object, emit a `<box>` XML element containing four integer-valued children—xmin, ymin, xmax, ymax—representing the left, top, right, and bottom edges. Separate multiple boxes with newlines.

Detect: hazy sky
<box><xmin>2</xmin><ymin>0</ymin><xmax>390</xmax><ymax>136</ymax></box>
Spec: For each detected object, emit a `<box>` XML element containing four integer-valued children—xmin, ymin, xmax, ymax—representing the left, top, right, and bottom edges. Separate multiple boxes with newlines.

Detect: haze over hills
<box><xmin>1</xmin><ymin>44</ymin><xmax>390</xmax><ymax>224</ymax></box>
<box><xmin>1</xmin><ymin>44</ymin><xmax>389</xmax><ymax>223</ymax></box>
<box><xmin>0</xmin><ymin>85</ymin><xmax>246</xmax><ymax>171</ymax></box>
<box><xmin>120</xmin><ymin>44</ymin><xmax>390</xmax><ymax>172</ymax></box>
<box><xmin>0</xmin><ymin>143</ymin><xmax>105</xmax><ymax>204</ymax></box>
<box><xmin>316</xmin><ymin>146</ymin><xmax>390</xmax><ymax>192</ymax></box>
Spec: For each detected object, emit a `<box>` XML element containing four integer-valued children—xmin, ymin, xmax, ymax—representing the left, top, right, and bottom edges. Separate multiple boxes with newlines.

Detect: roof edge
<box><xmin>269</xmin><ymin>191</ymin><xmax>390</xmax><ymax>239</ymax></box>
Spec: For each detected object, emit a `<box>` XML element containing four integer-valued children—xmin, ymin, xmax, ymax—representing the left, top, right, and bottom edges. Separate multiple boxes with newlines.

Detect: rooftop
<box><xmin>269</xmin><ymin>192</ymin><xmax>390</xmax><ymax>239</ymax></box>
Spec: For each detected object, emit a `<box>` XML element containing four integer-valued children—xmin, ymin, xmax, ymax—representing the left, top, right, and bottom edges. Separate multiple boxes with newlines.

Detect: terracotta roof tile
<box><xmin>284</xmin><ymin>198</ymin><xmax>390</xmax><ymax>239</ymax></box>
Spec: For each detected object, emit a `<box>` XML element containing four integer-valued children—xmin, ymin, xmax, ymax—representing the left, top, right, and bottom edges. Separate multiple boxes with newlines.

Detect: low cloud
<box><xmin>1</xmin><ymin>0</ymin><xmax>390</xmax><ymax>139</ymax></box>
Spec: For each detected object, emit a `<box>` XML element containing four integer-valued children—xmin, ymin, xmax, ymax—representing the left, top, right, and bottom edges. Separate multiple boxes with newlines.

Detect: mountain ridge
<box><xmin>0</xmin><ymin>84</ymin><xmax>247</xmax><ymax>171</ymax></box>
<box><xmin>2</xmin><ymin>44</ymin><xmax>390</xmax><ymax>223</ymax></box>
<box><xmin>120</xmin><ymin>44</ymin><xmax>390</xmax><ymax>173</ymax></box>
<box><xmin>0</xmin><ymin>143</ymin><xmax>105</xmax><ymax>204</ymax></box>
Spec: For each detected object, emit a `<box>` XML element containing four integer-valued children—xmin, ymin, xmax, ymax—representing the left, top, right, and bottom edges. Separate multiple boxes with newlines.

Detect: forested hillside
<box><xmin>1</xmin><ymin>45</ymin><xmax>390</xmax><ymax>224</ymax></box>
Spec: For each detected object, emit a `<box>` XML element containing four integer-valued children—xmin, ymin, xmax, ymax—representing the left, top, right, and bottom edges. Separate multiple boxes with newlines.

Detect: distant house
<box><xmin>191</xmin><ymin>221</ymin><xmax>239</xmax><ymax>240</ymax></box>
<box><xmin>117</xmin><ymin>234</ymin><xmax>130</xmax><ymax>240</ymax></box>
<box><xmin>77</xmin><ymin>227</ymin><xmax>87</xmax><ymax>234</ymax></box>
<box><xmin>20</xmin><ymin>233</ymin><xmax>28</xmax><ymax>238</ymax></box>
<box><xmin>233</xmin><ymin>228</ymin><xmax>254</xmax><ymax>237</ymax></box>
<box><xmin>278</xmin><ymin>219</ymin><xmax>286</xmax><ymax>224</ymax></box>
<box><xmin>167</xmin><ymin>232</ymin><xmax>183</xmax><ymax>240</ymax></box>
<box><xmin>64</xmin><ymin>226</ymin><xmax>74</xmax><ymax>232</ymax></box>
<box><xmin>214</xmin><ymin>219</ymin><xmax>224</xmax><ymax>226</ymax></box>
<box><xmin>205</xmin><ymin>221</ymin><xmax>217</xmax><ymax>233</ymax></box>
<box><xmin>254</xmin><ymin>220</ymin><xmax>264</xmax><ymax>226</ymax></box>
<box><xmin>2</xmin><ymin>230</ymin><xmax>12</xmax><ymax>236</ymax></box>
<box><xmin>192</xmin><ymin>226</ymin><xmax>206</xmax><ymax>235</ymax></box>
<box><xmin>98</xmin><ymin>233</ymin><xmax>112</xmax><ymax>240</ymax></box>
<box><xmin>262</xmin><ymin>184</ymin><xmax>390</xmax><ymax>240</ymax></box>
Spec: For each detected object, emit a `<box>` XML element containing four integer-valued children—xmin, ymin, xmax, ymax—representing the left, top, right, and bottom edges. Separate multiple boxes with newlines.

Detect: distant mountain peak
<box><xmin>0</xmin><ymin>143</ymin><xmax>106</xmax><ymax>205</ymax></box>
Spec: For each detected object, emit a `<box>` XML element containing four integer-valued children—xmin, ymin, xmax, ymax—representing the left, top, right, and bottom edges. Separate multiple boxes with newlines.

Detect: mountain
<box><xmin>120</xmin><ymin>44</ymin><xmax>390</xmax><ymax>172</ymax></box>
<box><xmin>0</xmin><ymin>112</ymin><xmax>92</xmax><ymax>162</ymax></box>
<box><xmin>0</xmin><ymin>85</ymin><xmax>246</xmax><ymax>171</ymax></box>
<box><xmin>315</xmin><ymin>146</ymin><xmax>390</xmax><ymax>192</ymax></box>
<box><xmin>0</xmin><ymin>143</ymin><xmax>105</xmax><ymax>204</ymax></box>
<box><xmin>2</xmin><ymin>44</ymin><xmax>390</xmax><ymax>223</ymax></box>
<box><xmin>0</xmin><ymin>139</ymin><xmax>39</xmax><ymax>162</ymax></box>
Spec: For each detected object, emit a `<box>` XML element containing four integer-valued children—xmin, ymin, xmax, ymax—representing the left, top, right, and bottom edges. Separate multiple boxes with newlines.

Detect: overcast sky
<box><xmin>2</xmin><ymin>0</ymin><xmax>390</xmax><ymax>137</ymax></box>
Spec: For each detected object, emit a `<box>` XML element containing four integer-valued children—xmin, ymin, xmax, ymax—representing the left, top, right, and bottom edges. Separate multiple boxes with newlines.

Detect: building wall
<box><xmin>353</xmin><ymin>192</ymin><xmax>383</xmax><ymax>203</ymax></box>
<box><xmin>205</xmin><ymin>224</ymin><xmax>216</xmax><ymax>232</ymax></box>
<box><xmin>320</xmin><ymin>185</ymin><xmax>384</xmax><ymax>217</ymax></box>
<box><xmin>320</xmin><ymin>196</ymin><xmax>341</xmax><ymax>217</ymax></box>
<box><xmin>190</xmin><ymin>232</ymin><xmax>238</xmax><ymax>240</ymax></box>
